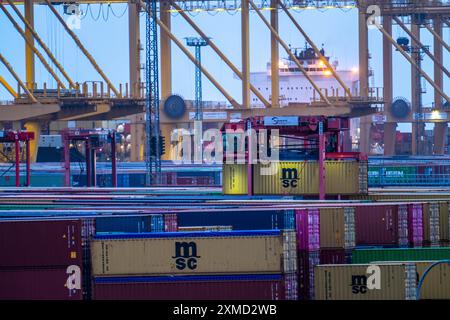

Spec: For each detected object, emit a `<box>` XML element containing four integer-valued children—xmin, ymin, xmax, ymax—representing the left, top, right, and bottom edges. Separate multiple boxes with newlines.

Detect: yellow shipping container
<box><xmin>372</xmin><ymin>261</ymin><xmax>450</xmax><ymax>300</ymax></box>
<box><xmin>319</xmin><ymin>207</ymin><xmax>355</xmax><ymax>249</ymax></box>
<box><xmin>314</xmin><ymin>263</ymin><xmax>417</xmax><ymax>300</ymax></box>
<box><xmin>91</xmin><ymin>231</ymin><xmax>296</xmax><ymax>276</ymax></box>
<box><xmin>223</xmin><ymin>161</ymin><xmax>367</xmax><ymax>195</ymax></box>
<box><xmin>222</xmin><ymin>164</ymin><xmax>248</xmax><ymax>195</ymax></box>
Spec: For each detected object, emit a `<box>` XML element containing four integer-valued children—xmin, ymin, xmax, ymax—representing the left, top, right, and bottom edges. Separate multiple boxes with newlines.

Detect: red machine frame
<box><xmin>0</xmin><ymin>130</ymin><xmax>35</xmax><ymax>187</ymax></box>
<box><xmin>61</xmin><ymin>129</ymin><xmax>117</xmax><ymax>188</ymax></box>
<box><xmin>222</xmin><ymin>116</ymin><xmax>366</xmax><ymax>199</ymax></box>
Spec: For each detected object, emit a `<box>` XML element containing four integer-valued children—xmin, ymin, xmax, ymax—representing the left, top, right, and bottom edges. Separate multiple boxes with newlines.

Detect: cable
<box><xmin>109</xmin><ymin>4</ymin><xmax>128</xmax><ymax>18</ymax></box>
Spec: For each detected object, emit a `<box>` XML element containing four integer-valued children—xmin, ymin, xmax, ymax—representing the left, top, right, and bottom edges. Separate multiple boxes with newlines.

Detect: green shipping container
<box><xmin>368</xmin><ymin>166</ymin><xmax>417</xmax><ymax>185</ymax></box>
<box><xmin>352</xmin><ymin>248</ymin><xmax>450</xmax><ymax>264</ymax></box>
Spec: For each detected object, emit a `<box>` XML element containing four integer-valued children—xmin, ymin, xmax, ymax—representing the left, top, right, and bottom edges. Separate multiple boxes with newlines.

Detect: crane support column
<box><xmin>160</xmin><ymin>1</ymin><xmax>173</xmax><ymax>161</ymax></box>
<box><xmin>433</xmin><ymin>17</ymin><xmax>446</xmax><ymax>155</ymax></box>
<box><xmin>358</xmin><ymin>5</ymin><xmax>370</xmax><ymax>154</ymax></box>
<box><xmin>129</xmin><ymin>0</ymin><xmax>141</xmax><ymax>98</ymax></box>
<box><xmin>241</xmin><ymin>0</ymin><xmax>250</xmax><ymax>108</ymax></box>
<box><xmin>411</xmin><ymin>22</ymin><xmax>422</xmax><ymax>156</ymax></box>
<box><xmin>160</xmin><ymin>1</ymin><xmax>172</xmax><ymax>99</ymax></box>
<box><xmin>14</xmin><ymin>138</ymin><xmax>20</xmax><ymax>187</ymax></box>
<box><xmin>318</xmin><ymin>122</ymin><xmax>325</xmax><ymax>200</ymax></box>
<box><xmin>25</xmin><ymin>0</ymin><xmax>34</xmax><ymax>89</ymax></box>
<box><xmin>383</xmin><ymin>16</ymin><xmax>396</xmax><ymax>156</ymax></box>
<box><xmin>270</xmin><ymin>0</ymin><xmax>279</xmax><ymax>108</ymax></box>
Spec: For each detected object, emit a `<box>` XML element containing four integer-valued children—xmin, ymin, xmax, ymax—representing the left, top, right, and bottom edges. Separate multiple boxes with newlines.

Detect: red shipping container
<box><xmin>0</xmin><ymin>219</ymin><xmax>83</xmax><ymax>268</ymax></box>
<box><xmin>93</xmin><ymin>274</ymin><xmax>291</xmax><ymax>300</ymax></box>
<box><xmin>0</xmin><ymin>267</ymin><xmax>83</xmax><ymax>300</ymax></box>
<box><xmin>164</xmin><ymin>214</ymin><xmax>178</xmax><ymax>232</ymax></box>
<box><xmin>355</xmin><ymin>205</ymin><xmax>400</xmax><ymax>246</ymax></box>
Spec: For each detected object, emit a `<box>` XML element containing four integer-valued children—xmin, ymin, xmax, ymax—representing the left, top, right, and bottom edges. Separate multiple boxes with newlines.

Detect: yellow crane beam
<box><xmin>0</xmin><ymin>75</ymin><xmax>17</xmax><ymax>98</ymax></box>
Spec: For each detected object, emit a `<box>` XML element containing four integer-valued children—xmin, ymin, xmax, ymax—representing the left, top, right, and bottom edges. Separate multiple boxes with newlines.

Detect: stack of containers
<box><xmin>176</xmin><ymin>209</ymin><xmax>295</xmax><ymax>231</ymax></box>
<box><xmin>295</xmin><ymin>207</ymin><xmax>355</xmax><ymax>300</ymax></box>
<box><xmin>95</xmin><ymin>214</ymin><xmax>165</xmax><ymax>234</ymax></box>
<box><xmin>0</xmin><ymin>219</ymin><xmax>94</xmax><ymax>300</ymax></box>
<box><xmin>422</xmin><ymin>201</ymin><xmax>450</xmax><ymax>247</ymax></box>
<box><xmin>352</xmin><ymin>248</ymin><xmax>450</xmax><ymax>299</ymax></box>
<box><xmin>91</xmin><ymin>230</ymin><xmax>298</xmax><ymax>300</ymax></box>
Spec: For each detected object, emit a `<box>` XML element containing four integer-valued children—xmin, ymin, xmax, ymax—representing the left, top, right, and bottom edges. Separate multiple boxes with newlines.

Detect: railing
<box><xmin>311</xmin><ymin>86</ymin><xmax>384</xmax><ymax>104</ymax></box>
<box><xmin>15</xmin><ymin>81</ymin><xmax>147</xmax><ymax>101</ymax></box>
<box><xmin>369</xmin><ymin>173</ymin><xmax>450</xmax><ymax>187</ymax></box>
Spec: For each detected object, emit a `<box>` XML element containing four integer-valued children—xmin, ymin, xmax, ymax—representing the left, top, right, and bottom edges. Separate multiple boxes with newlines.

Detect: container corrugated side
<box><xmin>320</xmin><ymin>208</ymin><xmax>344</xmax><ymax>249</ymax></box>
<box><xmin>314</xmin><ymin>263</ymin><xmax>417</xmax><ymax>300</ymax></box>
<box><xmin>0</xmin><ymin>219</ymin><xmax>83</xmax><ymax>267</ymax></box>
<box><xmin>297</xmin><ymin>249</ymin><xmax>351</xmax><ymax>300</ymax></box>
<box><xmin>423</xmin><ymin>202</ymin><xmax>441</xmax><ymax>246</ymax></box>
<box><xmin>222</xmin><ymin>164</ymin><xmax>248</xmax><ymax>195</ymax></box>
<box><xmin>92</xmin><ymin>274</ymin><xmax>289</xmax><ymax>300</ymax></box>
<box><xmin>371</xmin><ymin>261</ymin><xmax>450</xmax><ymax>300</ymax></box>
<box><xmin>296</xmin><ymin>208</ymin><xmax>354</xmax><ymax>250</ymax></box>
<box><xmin>440</xmin><ymin>201</ymin><xmax>449</xmax><ymax>244</ymax></box>
<box><xmin>0</xmin><ymin>267</ymin><xmax>83</xmax><ymax>300</ymax></box>
<box><xmin>177</xmin><ymin>209</ymin><xmax>295</xmax><ymax>230</ymax></box>
<box><xmin>91</xmin><ymin>230</ymin><xmax>293</xmax><ymax>276</ymax></box>
<box><xmin>355</xmin><ymin>205</ymin><xmax>399</xmax><ymax>246</ymax></box>
<box><xmin>352</xmin><ymin>248</ymin><xmax>450</xmax><ymax>263</ymax></box>
<box><xmin>95</xmin><ymin>215</ymin><xmax>164</xmax><ymax>234</ymax></box>
<box><xmin>407</xmin><ymin>204</ymin><xmax>424</xmax><ymax>247</ymax></box>
<box><xmin>252</xmin><ymin>161</ymin><xmax>364</xmax><ymax>195</ymax></box>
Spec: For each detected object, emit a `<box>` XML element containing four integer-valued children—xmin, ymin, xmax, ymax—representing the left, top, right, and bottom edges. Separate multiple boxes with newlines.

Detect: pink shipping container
<box><xmin>0</xmin><ymin>219</ymin><xmax>83</xmax><ymax>267</ymax></box>
<box><xmin>407</xmin><ymin>204</ymin><xmax>424</xmax><ymax>247</ymax></box>
<box><xmin>164</xmin><ymin>214</ymin><xmax>178</xmax><ymax>232</ymax></box>
<box><xmin>295</xmin><ymin>209</ymin><xmax>320</xmax><ymax>251</ymax></box>
<box><xmin>355</xmin><ymin>205</ymin><xmax>404</xmax><ymax>247</ymax></box>
<box><xmin>0</xmin><ymin>267</ymin><xmax>83</xmax><ymax>300</ymax></box>
<box><xmin>93</xmin><ymin>274</ymin><xmax>295</xmax><ymax>300</ymax></box>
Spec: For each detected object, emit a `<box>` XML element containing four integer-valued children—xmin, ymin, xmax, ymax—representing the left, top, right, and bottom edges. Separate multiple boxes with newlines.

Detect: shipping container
<box><xmin>177</xmin><ymin>209</ymin><xmax>295</xmax><ymax>231</ymax></box>
<box><xmin>423</xmin><ymin>202</ymin><xmax>441</xmax><ymax>246</ymax></box>
<box><xmin>295</xmin><ymin>207</ymin><xmax>354</xmax><ymax>250</ymax></box>
<box><xmin>355</xmin><ymin>204</ymin><xmax>405</xmax><ymax>247</ymax></box>
<box><xmin>440</xmin><ymin>201</ymin><xmax>450</xmax><ymax>244</ymax></box>
<box><xmin>93</xmin><ymin>274</ymin><xmax>295</xmax><ymax>300</ymax></box>
<box><xmin>314</xmin><ymin>263</ymin><xmax>417</xmax><ymax>300</ymax></box>
<box><xmin>178</xmin><ymin>226</ymin><xmax>233</xmax><ymax>232</ymax></box>
<box><xmin>0</xmin><ymin>267</ymin><xmax>83</xmax><ymax>300</ymax></box>
<box><xmin>407</xmin><ymin>204</ymin><xmax>424</xmax><ymax>247</ymax></box>
<box><xmin>164</xmin><ymin>214</ymin><xmax>178</xmax><ymax>232</ymax></box>
<box><xmin>352</xmin><ymin>247</ymin><xmax>450</xmax><ymax>264</ymax></box>
<box><xmin>95</xmin><ymin>215</ymin><xmax>164</xmax><ymax>234</ymax></box>
<box><xmin>295</xmin><ymin>209</ymin><xmax>320</xmax><ymax>251</ymax></box>
<box><xmin>91</xmin><ymin>230</ymin><xmax>297</xmax><ymax>276</ymax></box>
<box><xmin>0</xmin><ymin>219</ymin><xmax>83</xmax><ymax>267</ymax></box>
<box><xmin>297</xmin><ymin>249</ymin><xmax>351</xmax><ymax>300</ymax></box>
<box><xmin>223</xmin><ymin>161</ymin><xmax>367</xmax><ymax>195</ymax></box>
<box><xmin>371</xmin><ymin>261</ymin><xmax>450</xmax><ymax>300</ymax></box>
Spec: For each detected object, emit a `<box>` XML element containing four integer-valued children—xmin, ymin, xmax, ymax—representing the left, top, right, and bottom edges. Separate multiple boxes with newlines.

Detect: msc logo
<box><xmin>351</xmin><ymin>265</ymin><xmax>381</xmax><ymax>294</ymax></box>
<box><xmin>66</xmin><ymin>265</ymin><xmax>81</xmax><ymax>291</ymax></box>
<box><xmin>172</xmin><ymin>241</ymin><xmax>201</xmax><ymax>270</ymax></box>
<box><xmin>281</xmin><ymin>168</ymin><xmax>298</xmax><ymax>188</ymax></box>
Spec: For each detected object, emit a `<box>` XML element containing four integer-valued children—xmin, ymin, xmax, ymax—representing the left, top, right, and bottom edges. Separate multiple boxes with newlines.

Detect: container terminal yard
<box><xmin>0</xmin><ymin>0</ymin><xmax>450</xmax><ymax>303</ymax></box>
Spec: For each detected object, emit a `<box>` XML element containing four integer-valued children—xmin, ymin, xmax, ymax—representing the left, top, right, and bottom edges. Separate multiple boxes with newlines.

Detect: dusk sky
<box><xmin>0</xmin><ymin>4</ymin><xmax>448</xmax><ymax>132</ymax></box>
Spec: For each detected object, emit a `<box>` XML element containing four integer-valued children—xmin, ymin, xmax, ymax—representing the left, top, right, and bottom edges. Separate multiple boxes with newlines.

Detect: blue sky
<box><xmin>0</xmin><ymin>4</ymin><xmax>448</xmax><ymax>131</ymax></box>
